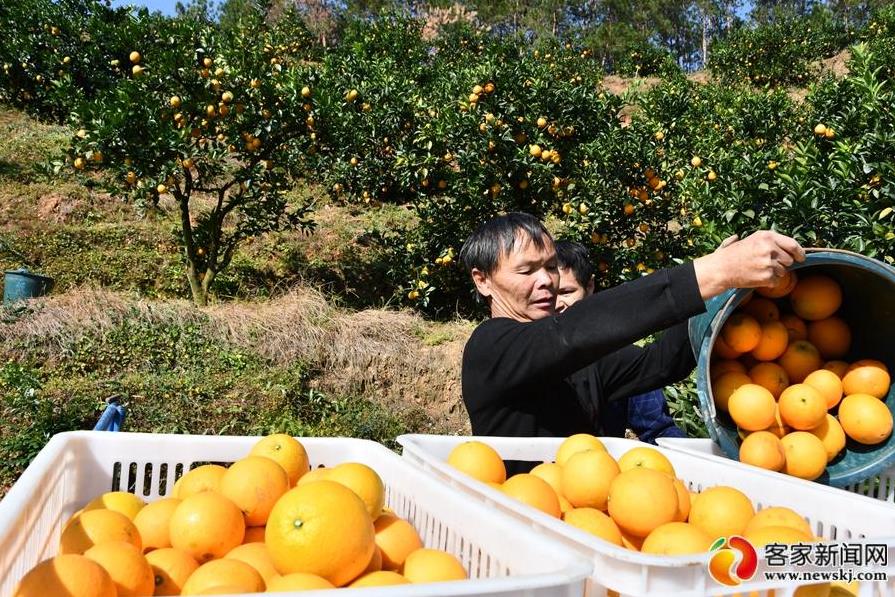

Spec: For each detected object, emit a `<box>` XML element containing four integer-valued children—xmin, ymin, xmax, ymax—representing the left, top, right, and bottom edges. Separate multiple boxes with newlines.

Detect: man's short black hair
<box><xmin>460</xmin><ymin>212</ymin><xmax>553</xmax><ymax>276</ymax></box>
<box><xmin>554</xmin><ymin>240</ymin><xmax>594</xmax><ymax>289</ymax></box>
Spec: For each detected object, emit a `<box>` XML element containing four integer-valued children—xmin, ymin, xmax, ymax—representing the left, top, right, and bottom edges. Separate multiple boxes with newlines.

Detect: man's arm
<box><xmin>464</xmin><ymin>263</ymin><xmax>705</xmax><ymax>393</ymax></box>
<box><xmin>592</xmin><ymin>322</ymin><xmax>695</xmax><ymax>404</ymax></box>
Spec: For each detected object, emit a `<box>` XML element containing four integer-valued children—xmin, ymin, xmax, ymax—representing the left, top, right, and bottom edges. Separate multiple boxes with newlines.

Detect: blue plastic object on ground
<box><xmin>93</xmin><ymin>398</ymin><xmax>126</xmax><ymax>432</ymax></box>
<box><xmin>3</xmin><ymin>268</ymin><xmax>54</xmax><ymax>305</ymax></box>
<box><xmin>688</xmin><ymin>249</ymin><xmax>895</xmax><ymax>487</ymax></box>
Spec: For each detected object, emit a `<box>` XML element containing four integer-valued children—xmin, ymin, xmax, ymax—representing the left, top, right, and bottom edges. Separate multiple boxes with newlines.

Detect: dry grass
<box><xmin>1</xmin><ymin>287</ymin><xmax>474</xmax><ymax>433</ymax></box>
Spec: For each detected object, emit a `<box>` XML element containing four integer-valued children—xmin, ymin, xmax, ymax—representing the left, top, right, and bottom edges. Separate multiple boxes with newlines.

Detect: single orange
<box><xmin>348</xmin><ymin>570</ymin><xmax>410</xmax><ymax>587</ymax></box>
<box><xmin>688</xmin><ymin>486</ymin><xmax>755</xmax><ymax>539</ymax></box>
<box><xmin>803</xmin><ymin>369</ymin><xmax>844</xmax><ymax>409</ymax></box>
<box><xmin>249</xmin><ymin>433</ymin><xmax>310</xmax><ymax>486</ymax></box>
<box><xmin>265</xmin><ymin>573</ymin><xmax>334</xmax><ymax>591</ymax></box>
<box><xmin>711</xmin><ymin>359</ymin><xmax>747</xmax><ymax>380</ymax></box>
<box><xmin>781</xmin><ymin>313</ymin><xmax>809</xmax><ymax>342</ymax></box>
<box><xmin>502</xmin><ymin>474</ymin><xmax>562</xmax><ymax>518</ymax></box>
<box><xmin>145</xmin><ymin>548</ymin><xmax>198</xmax><ymax>596</ymax></box>
<box><xmin>60</xmin><ymin>509</ymin><xmax>142</xmax><ymax>555</ymax></box>
<box><xmin>728</xmin><ymin>384</ymin><xmax>777</xmax><ymax>431</ymax></box>
<box><xmin>722</xmin><ymin>313</ymin><xmax>763</xmax><ymax>353</ymax></box>
<box><xmin>712</xmin><ymin>371</ymin><xmax>753</xmax><ymax>413</ymax></box>
<box><xmin>744</xmin><ymin>506</ymin><xmax>812</xmax><ymax>536</ymax></box>
<box><xmin>712</xmin><ymin>335</ymin><xmax>743</xmax><ymax>359</ymax></box>
<box><xmin>180</xmin><ymin>558</ymin><xmax>265</xmax><ymax>595</ymax></box>
<box><xmin>530</xmin><ymin>462</ymin><xmax>564</xmax><ymax>496</ymax></box>
<box><xmin>225</xmin><ymin>542</ymin><xmax>279</xmax><ymax>585</ymax></box>
<box><xmin>402</xmin><ymin>549</ymin><xmax>467</xmax><ymax>583</ymax></box>
<box><xmin>174</xmin><ymin>464</ymin><xmax>227</xmax><ymax>499</ymax></box>
<box><xmin>617</xmin><ymin>446</ymin><xmax>675</xmax><ymax>476</ymax></box>
<box><xmin>756</xmin><ymin>270</ymin><xmax>797</xmax><ymax>298</ymax></box>
<box><xmin>808</xmin><ymin>414</ymin><xmax>846</xmax><ymax>461</ymax></box>
<box><xmin>562</xmin><ymin>507</ymin><xmax>624</xmax><ymax>545</ymax></box>
<box><xmin>607</xmin><ymin>468</ymin><xmax>678</xmax><ymax>538</ymax></box>
<box><xmin>807</xmin><ymin>317</ymin><xmax>851</xmax><ymax>359</ymax></box>
<box><xmin>82</xmin><ymin>491</ymin><xmax>145</xmax><ymax>521</ymax></box>
<box><xmin>447</xmin><ymin>441</ymin><xmax>506</xmax><ymax>484</ymax></box>
<box><xmin>672</xmin><ymin>479</ymin><xmax>691</xmax><ymax>522</ymax></box>
<box><xmin>220</xmin><ymin>456</ymin><xmax>290</xmax><ymax>527</ymax></box>
<box><xmin>561</xmin><ymin>450</ymin><xmax>620</xmax><ymax>510</ymax></box>
<box><xmin>778</xmin><ymin>340</ymin><xmax>823</xmax><ymax>383</ymax></box>
<box><xmin>641</xmin><ymin>522</ymin><xmax>713</xmax><ymax>555</ymax></box>
<box><xmin>842</xmin><ymin>360</ymin><xmax>891</xmax><ymax>399</ymax></box>
<box><xmin>790</xmin><ymin>275</ymin><xmax>843</xmax><ymax>321</ymax></box>
<box><xmin>13</xmin><ymin>554</ymin><xmax>116</xmax><ymax>597</ymax></box>
<box><xmin>555</xmin><ymin>434</ymin><xmax>607</xmax><ymax>466</ymax></box>
<box><xmin>838</xmin><ymin>394</ymin><xmax>893</xmax><ymax>445</ymax></box>
<box><xmin>778</xmin><ymin>384</ymin><xmax>827</xmax><ymax>430</ymax></box>
<box><xmin>84</xmin><ymin>541</ymin><xmax>154</xmax><ymax>597</ymax></box>
<box><xmin>741</xmin><ymin>297</ymin><xmax>780</xmax><ymax>323</ymax></box>
<box><xmin>781</xmin><ymin>432</ymin><xmax>828</xmax><ymax>480</ymax></box>
<box><xmin>326</xmin><ymin>462</ymin><xmax>386</xmax><ymax>520</ymax></box>
<box><xmin>739</xmin><ymin>431</ymin><xmax>786</xmax><ymax>472</ymax></box>
<box><xmin>133</xmin><ymin>497</ymin><xmax>180</xmax><ymax>553</ymax></box>
<box><xmin>749</xmin><ymin>362</ymin><xmax>790</xmax><ymax>398</ymax></box>
<box><xmin>751</xmin><ymin>321</ymin><xmax>789</xmax><ymax>361</ymax></box>
<box><xmin>744</xmin><ymin>525</ymin><xmax>815</xmax><ymax>547</ymax></box>
<box><xmin>169</xmin><ymin>492</ymin><xmax>245</xmax><ymax>563</ymax></box>
<box><xmin>373</xmin><ymin>513</ymin><xmax>423</xmax><ymax>571</ymax></box>
<box><xmin>823</xmin><ymin>360</ymin><xmax>850</xmax><ymax>379</ymax></box>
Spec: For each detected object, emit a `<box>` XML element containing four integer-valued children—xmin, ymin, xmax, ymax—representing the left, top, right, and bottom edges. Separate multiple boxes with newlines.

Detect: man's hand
<box><xmin>693</xmin><ymin>231</ymin><xmax>806</xmax><ymax>300</ymax></box>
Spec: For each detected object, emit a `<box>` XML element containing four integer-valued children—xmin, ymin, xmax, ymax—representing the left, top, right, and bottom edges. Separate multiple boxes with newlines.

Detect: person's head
<box><xmin>554</xmin><ymin>240</ymin><xmax>595</xmax><ymax>313</ymax></box>
<box><xmin>460</xmin><ymin>212</ymin><xmax>558</xmax><ymax>321</ymax></box>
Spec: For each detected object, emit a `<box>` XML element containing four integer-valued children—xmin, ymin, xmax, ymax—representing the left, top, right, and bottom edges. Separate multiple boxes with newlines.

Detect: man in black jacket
<box><xmin>459</xmin><ymin>212</ymin><xmax>805</xmax><ymax>441</ymax></box>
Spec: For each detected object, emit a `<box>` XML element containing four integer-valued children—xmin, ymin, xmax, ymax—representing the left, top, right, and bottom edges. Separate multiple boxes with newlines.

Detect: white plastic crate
<box><xmin>0</xmin><ymin>431</ymin><xmax>592</xmax><ymax>597</ymax></box>
<box><xmin>657</xmin><ymin>437</ymin><xmax>895</xmax><ymax>503</ymax></box>
<box><xmin>398</xmin><ymin>434</ymin><xmax>895</xmax><ymax>597</ymax></box>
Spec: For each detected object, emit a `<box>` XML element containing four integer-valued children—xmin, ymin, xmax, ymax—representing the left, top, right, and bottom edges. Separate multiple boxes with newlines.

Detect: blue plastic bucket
<box><xmin>3</xmin><ymin>268</ymin><xmax>54</xmax><ymax>305</ymax></box>
<box><xmin>688</xmin><ymin>249</ymin><xmax>895</xmax><ymax>487</ymax></box>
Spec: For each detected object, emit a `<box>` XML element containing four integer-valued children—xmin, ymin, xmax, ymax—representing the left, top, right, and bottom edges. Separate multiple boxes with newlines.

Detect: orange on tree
<box><xmin>501</xmin><ymin>473</ymin><xmax>562</xmax><ymax>518</ymax></box>
<box><xmin>617</xmin><ymin>446</ymin><xmax>675</xmax><ymax>476</ymax></box>
<box><xmin>712</xmin><ymin>371</ymin><xmax>753</xmax><ymax>412</ymax></box>
<box><xmin>807</xmin><ymin>317</ymin><xmax>851</xmax><ymax>359</ymax></box>
<box><xmin>842</xmin><ymin>360</ymin><xmax>891</xmax><ymax>399</ymax></box>
<box><xmin>739</xmin><ymin>430</ymin><xmax>786</xmax><ymax>472</ymax></box>
<box><xmin>607</xmin><ymin>468</ymin><xmax>679</xmax><ymax>538</ymax></box>
<box><xmin>781</xmin><ymin>432</ymin><xmax>828</xmax><ymax>480</ymax></box>
<box><xmin>744</xmin><ymin>506</ymin><xmax>812</xmax><ymax>537</ymax></box>
<box><xmin>640</xmin><ymin>522</ymin><xmax>713</xmax><ymax>555</ymax></box>
<box><xmin>60</xmin><ymin>509</ymin><xmax>142</xmax><ymax>554</ymax></box>
<box><xmin>249</xmin><ymin>434</ymin><xmax>310</xmax><ymax>486</ymax></box>
<box><xmin>778</xmin><ymin>340</ymin><xmax>823</xmax><ymax>383</ymax></box>
<box><xmin>803</xmin><ymin>369</ymin><xmax>844</xmax><ymax>409</ymax></box>
<box><xmin>728</xmin><ymin>384</ymin><xmax>777</xmax><ymax>431</ymax></box>
<box><xmin>447</xmin><ymin>440</ymin><xmax>506</xmax><ymax>484</ymax></box>
<box><xmin>808</xmin><ymin>414</ymin><xmax>847</xmax><ymax>461</ymax></box>
<box><xmin>225</xmin><ymin>542</ymin><xmax>279</xmax><ymax>585</ymax></box>
<box><xmin>145</xmin><ymin>548</ymin><xmax>198</xmax><ymax>596</ymax></box>
<box><xmin>265</xmin><ymin>480</ymin><xmax>375</xmax><ymax>586</ymax></box>
<box><xmin>180</xmin><ymin>558</ymin><xmax>265</xmax><ymax>595</ymax></box>
<box><xmin>790</xmin><ymin>275</ymin><xmax>843</xmax><ymax>321</ymax></box>
<box><xmin>402</xmin><ymin>549</ymin><xmax>467</xmax><ymax>583</ymax></box>
<box><xmin>373</xmin><ymin>512</ymin><xmax>424</xmax><ymax>571</ymax></box>
<box><xmin>778</xmin><ymin>384</ymin><xmax>827</xmax><ymax>430</ymax></box>
<box><xmin>721</xmin><ymin>313</ymin><xmax>762</xmax><ymax>353</ymax></box>
<box><xmin>220</xmin><ymin>456</ymin><xmax>290</xmax><ymax>526</ymax></box>
<box><xmin>266</xmin><ymin>573</ymin><xmax>335</xmax><ymax>591</ymax></box>
<box><xmin>838</xmin><ymin>394</ymin><xmax>893</xmax><ymax>445</ymax></box>
<box><xmin>133</xmin><ymin>497</ymin><xmax>180</xmax><ymax>552</ymax></box>
<box><xmin>749</xmin><ymin>362</ymin><xmax>789</xmax><ymax>398</ymax></box>
<box><xmin>555</xmin><ymin>433</ymin><xmax>606</xmax><ymax>465</ymax></box>
<box><xmin>562</xmin><ymin>508</ymin><xmax>623</xmax><ymax>546</ymax></box>
<box><xmin>688</xmin><ymin>486</ymin><xmax>755</xmax><ymax>539</ymax></box>
<box><xmin>169</xmin><ymin>491</ymin><xmax>245</xmax><ymax>563</ymax></box>
<box><xmin>561</xmin><ymin>449</ymin><xmax>620</xmax><ymax>510</ymax></box>
<box><xmin>84</xmin><ymin>541</ymin><xmax>154</xmax><ymax>597</ymax></box>
<box><xmin>13</xmin><ymin>554</ymin><xmax>117</xmax><ymax>597</ymax></box>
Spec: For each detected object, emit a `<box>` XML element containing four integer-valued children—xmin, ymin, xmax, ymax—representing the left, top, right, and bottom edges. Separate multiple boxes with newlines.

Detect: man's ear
<box><xmin>471</xmin><ymin>268</ymin><xmax>492</xmax><ymax>298</ymax></box>
<box><xmin>586</xmin><ymin>275</ymin><xmax>595</xmax><ymax>296</ymax></box>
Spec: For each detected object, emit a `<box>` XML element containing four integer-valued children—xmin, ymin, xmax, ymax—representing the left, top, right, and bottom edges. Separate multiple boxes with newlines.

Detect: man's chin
<box><xmin>529</xmin><ymin>303</ymin><xmax>556</xmax><ymax>319</ymax></box>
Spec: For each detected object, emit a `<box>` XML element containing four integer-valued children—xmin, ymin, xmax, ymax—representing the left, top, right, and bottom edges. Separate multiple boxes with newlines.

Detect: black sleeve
<box><xmin>463</xmin><ymin>262</ymin><xmax>706</xmax><ymax>393</ymax></box>
<box><xmin>593</xmin><ymin>321</ymin><xmax>696</xmax><ymax>403</ymax></box>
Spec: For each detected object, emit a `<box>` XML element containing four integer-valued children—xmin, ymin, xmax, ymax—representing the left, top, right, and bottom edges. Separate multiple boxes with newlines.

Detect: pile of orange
<box><xmin>14</xmin><ymin>434</ymin><xmax>468</xmax><ymax>596</ymax></box>
<box><xmin>449</xmin><ymin>436</ymin><xmax>818</xmax><ymax>552</ymax></box>
<box><xmin>711</xmin><ymin>272</ymin><xmax>893</xmax><ymax>481</ymax></box>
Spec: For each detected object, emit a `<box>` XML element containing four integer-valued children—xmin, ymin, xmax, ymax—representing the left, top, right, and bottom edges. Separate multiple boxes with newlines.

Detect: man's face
<box><xmin>471</xmin><ymin>233</ymin><xmax>559</xmax><ymax>322</ymax></box>
<box><xmin>556</xmin><ymin>267</ymin><xmax>593</xmax><ymax>313</ymax></box>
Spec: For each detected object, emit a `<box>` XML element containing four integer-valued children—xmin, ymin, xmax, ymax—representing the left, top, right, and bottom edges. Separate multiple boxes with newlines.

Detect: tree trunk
<box><xmin>702</xmin><ymin>12</ymin><xmax>709</xmax><ymax>69</ymax></box>
<box><xmin>186</xmin><ymin>262</ymin><xmax>208</xmax><ymax>307</ymax></box>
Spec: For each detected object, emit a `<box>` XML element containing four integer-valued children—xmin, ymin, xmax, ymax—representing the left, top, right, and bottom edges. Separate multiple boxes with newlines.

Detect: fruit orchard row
<box><xmin>1</xmin><ymin>2</ymin><xmax>894</xmax><ymax>313</ymax></box>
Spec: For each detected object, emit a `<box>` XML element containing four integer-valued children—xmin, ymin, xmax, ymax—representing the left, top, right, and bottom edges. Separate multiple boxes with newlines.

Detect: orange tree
<box><xmin>67</xmin><ymin>10</ymin><xmax>316</xmax><ymax>306</ymax></box>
